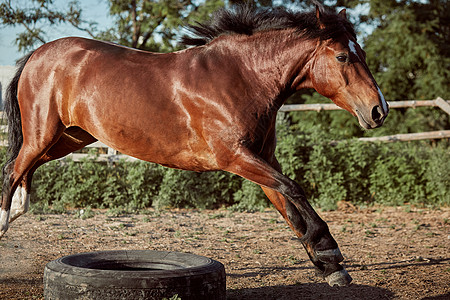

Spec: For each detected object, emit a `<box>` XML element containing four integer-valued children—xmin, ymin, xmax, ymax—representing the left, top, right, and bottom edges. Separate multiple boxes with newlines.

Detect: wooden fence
<box><xmin>0</xmin><ymin>97</ymin><xmax>448</xmax><ymax>162</ymax></box>
<box><xmin>281</xmin><ymin>97</ymin><xmax>450</xmax><ymax>144</ymax></box>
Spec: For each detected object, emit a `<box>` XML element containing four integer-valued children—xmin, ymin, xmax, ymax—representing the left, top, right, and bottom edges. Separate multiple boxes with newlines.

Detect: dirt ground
<box><xmin>0</xmin><ymin>204</ymin><xmax>448</xmax><ymax>300</ymax></box>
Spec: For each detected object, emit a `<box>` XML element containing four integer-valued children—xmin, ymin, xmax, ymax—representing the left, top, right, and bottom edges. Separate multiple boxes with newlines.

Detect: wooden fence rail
<box><xmin>0</xmin><ymin>98</ymin><xmax>448</xmax><ymax>161</ymax></box>
<box><xmin>279</xmin><ymin>97</ymin><xmax>450</xmax><ymax>113</ymax></box>
<box><xmin>280</xmin><ymin>97</ymin><xmax>450</xmax><ymax>144</ymax></box>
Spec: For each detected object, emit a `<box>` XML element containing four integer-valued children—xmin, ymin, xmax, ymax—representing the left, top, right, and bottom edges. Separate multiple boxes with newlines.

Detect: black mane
<box><xmin>181</xmin><ymin>5</ymin><xmax>356</xmax><ymax>46</ymax></box>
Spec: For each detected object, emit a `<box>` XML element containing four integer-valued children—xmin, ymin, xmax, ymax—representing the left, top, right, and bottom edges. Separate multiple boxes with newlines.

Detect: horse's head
<box><xmin>307</xmin><ymin>7</ymin><xmax>388</xmax><ymax>129</ymax></box>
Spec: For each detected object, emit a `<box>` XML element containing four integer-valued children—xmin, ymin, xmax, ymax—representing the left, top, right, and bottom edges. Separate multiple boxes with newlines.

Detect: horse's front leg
<box><xmin>261</xmin><ymin>186</ymin><xmax>351</xmax><ymax>286</ymax></box>
<box><xmin>225</xmin><ymin>149</ymin><xmax>351</xmax><ymax>286</ymax></box>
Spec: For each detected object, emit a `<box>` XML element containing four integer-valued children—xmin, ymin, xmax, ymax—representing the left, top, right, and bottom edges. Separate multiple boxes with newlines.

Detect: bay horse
<box><xmin>1</xmin><ymin>5</ymin><xmax>388</xmax><ymax>286</ymax></box>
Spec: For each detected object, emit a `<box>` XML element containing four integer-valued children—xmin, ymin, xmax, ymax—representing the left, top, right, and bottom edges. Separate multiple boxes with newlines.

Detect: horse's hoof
<box><xmin>0</xmin><ymin>225</ymin><xmax>8</xmax><ymax>239</ymax></box>
<box><xmin>315</xmin><ymin>248</ymin><xmax>344</xmax><ymax>263</ymax></box>
<box><xmin>325</xmin><ymin>268</ymin><xmax>352</xmax><ymax>287</ymax></box>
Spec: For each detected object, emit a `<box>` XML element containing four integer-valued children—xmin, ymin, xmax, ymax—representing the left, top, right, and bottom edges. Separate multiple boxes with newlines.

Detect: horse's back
<box><xmin>17</xmin><ymin>37</ymin><xmax>225</xmax><ymax>170</ymax></box>
<box><xmin>19</xmin><ymin>37</ymin><xmax>176</xmax><ymax>129</ymax></box>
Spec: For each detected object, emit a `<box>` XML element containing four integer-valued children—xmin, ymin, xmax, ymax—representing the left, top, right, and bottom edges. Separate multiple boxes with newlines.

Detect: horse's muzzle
<box><xmin>356</xmin><ymin>104</ymin><xmax>389</xmax><ymax>129</ymax></box>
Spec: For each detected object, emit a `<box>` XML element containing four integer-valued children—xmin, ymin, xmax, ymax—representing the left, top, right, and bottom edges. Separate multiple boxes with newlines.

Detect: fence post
<box><xmin>107</xmin><ymin>147</ymin><xmax>118</xmax><ymax>155</ymax></box>
<box><xmin>435</xmin><ymin>97</ymin><xmax>450</xmax><ymax>116</ymax></box>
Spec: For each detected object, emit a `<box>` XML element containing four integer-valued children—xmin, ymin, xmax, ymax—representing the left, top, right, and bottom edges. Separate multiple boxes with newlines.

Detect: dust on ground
<box><xmin>1</xmin><ymin>204</ymin><xmax>449</xmax><ymax>299</ymax></box>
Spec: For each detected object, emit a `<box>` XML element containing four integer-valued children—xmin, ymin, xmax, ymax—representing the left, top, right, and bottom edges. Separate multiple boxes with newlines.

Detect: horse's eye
<box><xmin>336</xmin><ymin>55</ymin><xmax>348</xmax><ymax>63</ymax></box>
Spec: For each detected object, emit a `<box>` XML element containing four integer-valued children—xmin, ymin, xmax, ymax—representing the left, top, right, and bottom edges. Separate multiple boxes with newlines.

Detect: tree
<box><xmin>0</xmin><ymin>0</ymin><xmax>97</xmax><ymax>52</ymax></box>
<box><xmin>100</xmin><ymin>0</ymin><xmax>310</xmax><ymax>52</ymax></box>
<box><xmin>363</xmin><ymin>0</ymin><xmax>449</xmax><ymax>100</ymax></box>
<box><xmin>97</xmin><ymin>0</ymin><xmax>224</xmax><ymax>52</ymax></box>
<box><xmin>0</xmin><ymin>0</ymin><xmax>227</xmax><ymax>53</ymax></box>
<box><xmin>4</xmin><ymin>0</ymin><xmax>446</xmax><ymax>136</ymax></box>
<box><xmin>362</xmin><ymin>0</ymin><xmax>450</xmax><ymax>136</ymax></box>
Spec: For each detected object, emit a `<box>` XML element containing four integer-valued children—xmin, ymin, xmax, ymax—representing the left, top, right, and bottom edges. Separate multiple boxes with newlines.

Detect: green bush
<box><xmin>369</xmin><ymin>145</ymin><xmax>426</xmax><ymax>206</ymax></box>
<box><xmin>123</xmin><ymin>161</ymin><xmax>165</xmax><ymax>209</ymax></box>
<box><xmin>154</xmin><ymin>169</ymin><xmax>238</xmax><ymax>210</ymax></box>
<box><xmin>231</xmin><ymin>179</ymin><xmax>268</xmax><ymax>212</ymax></box>
<box><xmin>422</xmin><ymin>145</ymin><xmax>450</xmax><ymax>206</ymax></box>
<box><xmin>369</xmin><ymin>142</ymin><xmax>450</xmax><ymax>207</ymax></box>
<box><xmin>275</xmin><ymin>114</ymin><xmax>449</xmax><ymax>210</ymax></box>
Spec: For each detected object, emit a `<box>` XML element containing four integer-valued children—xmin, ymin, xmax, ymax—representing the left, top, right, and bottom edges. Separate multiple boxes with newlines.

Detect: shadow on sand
<box><xmin>227</xmin><ymin>282</ymin><xmax>394</xmax><ymax>300</ymax></box>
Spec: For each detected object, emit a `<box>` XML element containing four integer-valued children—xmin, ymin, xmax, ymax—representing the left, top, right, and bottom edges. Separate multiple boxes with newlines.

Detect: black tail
<box><xmin>3</xmin><ymin>52</ymin><xmax>34</xmax><ymax>168</ymax></box>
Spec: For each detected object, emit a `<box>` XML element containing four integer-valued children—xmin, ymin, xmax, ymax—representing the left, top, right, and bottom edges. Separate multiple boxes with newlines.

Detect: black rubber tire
<box><xmin>43</xmin><ymin>250</ymin><xmax>226</xmax><ymax>300</ymax></box>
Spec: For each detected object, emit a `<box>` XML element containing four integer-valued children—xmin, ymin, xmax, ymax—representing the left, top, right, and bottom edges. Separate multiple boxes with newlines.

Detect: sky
<box><xmin>0</xmin><ymin>0</ymin><xmax>114</xmax><ymax>66</ymax></box>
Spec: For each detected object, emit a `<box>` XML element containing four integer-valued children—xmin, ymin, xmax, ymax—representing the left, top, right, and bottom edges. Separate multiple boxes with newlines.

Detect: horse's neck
<box><xmin>209</xmin><ymin>30</ymin><xmax>317</xmax><ymax>104</ymax></box>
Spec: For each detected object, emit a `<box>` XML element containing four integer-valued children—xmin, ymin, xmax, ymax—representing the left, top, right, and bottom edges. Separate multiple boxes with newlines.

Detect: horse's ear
<box><xmin>315</xmin><ymin>5</ymin><xmax>325</xmax><ymax>29</ymax></box>
<box><xmin>338</xmin><ymin>8</ymin><xmax>347</xmax><ymax>20</ymax></box>
<box><xmin>315</xmin><ymin>5</ymin><xmax>321</xmax><ymax>20</ymax></box>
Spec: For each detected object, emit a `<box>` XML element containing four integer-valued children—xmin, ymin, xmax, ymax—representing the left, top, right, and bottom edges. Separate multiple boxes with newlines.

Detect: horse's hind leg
<box><xmin>224</xmin><ymin>148</ymin><xmax>351</xmax><ymax>286</ymax></box>
<box><xmin>8</xmin><ymin>128</ymin><xmax>97</xmax><ymax>223</ymax></box>
<box><xmin>0</xmin><ymin>123</ymin><xmax>66</xmax><ymax>237</ymax></box>
<box><xmin>8</xmin><ymin>177</ymin><xmax>30</xmax><ymax>223</ymax></box>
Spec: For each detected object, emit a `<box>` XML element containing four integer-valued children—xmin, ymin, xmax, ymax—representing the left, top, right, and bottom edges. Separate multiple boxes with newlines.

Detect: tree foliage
<box><xmin>96</xmin><ymin>0</ymin><xmax>224</xmax><ymax>52</ymax></box>
<box><xmin>363</xmin><ymin>0</ymin><xmax>450</xmax><ymax>100</ymax></box>
<box><xmin>0</xmin><ymin>0</ymin><xmax>227</xmax><ymax>52</ymax></box>
<box><xmin>0</xmin><ymin>0</ymin><xmax>97</xmax><ymax>51</ymax></box>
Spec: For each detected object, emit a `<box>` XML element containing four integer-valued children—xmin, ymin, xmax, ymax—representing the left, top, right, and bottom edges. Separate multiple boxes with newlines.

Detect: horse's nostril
<box><xmin>371</xmin><ymin>105</ymin><xmax>383</xmax><ymax>123</ymax></box>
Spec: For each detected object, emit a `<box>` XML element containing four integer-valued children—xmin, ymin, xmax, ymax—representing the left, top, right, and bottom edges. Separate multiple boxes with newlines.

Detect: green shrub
<box><xmin>275</xmin><ymin>114</ymin><xmax>449</xmax><ymax>209</ymax></box>
<box><xmin>335</xmin><ymin>141</ymin><xmax>379</xmax><ymax>204</ymax></box>
<box><xmin>422</xmin><ymin>143</ymin><xmax>450</xmax><ymax>206</ymax></box>
<box><xmin>154</xmin><ymin>169</ymin><xmax>240</xmax><ymax>210</ymax></box>
<box><xmin>231</xmin><ymin>179</ymin><xmax>268</xmax><ymax>212</ymax></box>
<box><xmin>124</xmin><ymin>161</ymin><xmax>165</xmax><ymax>209</ymax></box>
<box><xmin>369</xmin><ymin>144</ymin><xmax>423</xmax><ymax>206</ymax></box>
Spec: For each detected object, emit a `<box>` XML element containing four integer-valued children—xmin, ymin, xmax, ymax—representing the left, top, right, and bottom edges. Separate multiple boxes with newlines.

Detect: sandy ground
<box><xmin>0</xmin><ymin>204</ymin><xmax>449</xmax><ymax>299</ymax></box>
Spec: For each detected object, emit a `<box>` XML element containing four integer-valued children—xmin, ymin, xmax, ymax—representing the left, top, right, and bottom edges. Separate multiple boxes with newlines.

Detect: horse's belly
<box><xmin>96</xmin><ymin>126</ymin><xmax>221</xmax><ymax>172</ymax></box>
<box><xmin>123</xmin><ymin>146</ymin><xmax>220</xmax><ymax>172</ymax></box>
